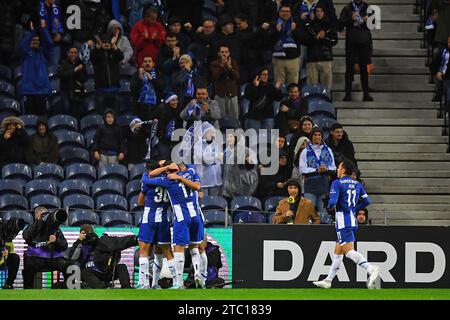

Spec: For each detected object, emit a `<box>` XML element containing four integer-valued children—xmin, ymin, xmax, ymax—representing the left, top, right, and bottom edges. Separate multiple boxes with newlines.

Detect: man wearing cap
<box><xmin>273</xmin><ymin>179</ymin><xmax>320</xmax><ymax>224</ymax></box>
<box><xmin>300</xmin><ymin>126</ymin><xmax>336</xmax><ymax>224</ymax></box>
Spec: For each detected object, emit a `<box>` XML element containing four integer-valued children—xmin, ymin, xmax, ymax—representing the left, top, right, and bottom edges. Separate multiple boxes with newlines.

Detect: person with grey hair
<box><xmin>22</xmin><ymin>206</ymin><xmax>68</xmax><ymax>289</ymax></box>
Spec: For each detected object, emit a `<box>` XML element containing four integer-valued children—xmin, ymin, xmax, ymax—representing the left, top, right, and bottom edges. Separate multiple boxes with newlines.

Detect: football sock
<box><xmin>346</xmin><ymin>250</ymin><xmax>374</xmax><ymax>274</ymax></box>
<box><xmin>199</xmin><ymin>252</ymin><xmax>208</xmax><ymax>283</ymax></box>
<box><xmin>174</xmin><ymin>252</ymin><xmax>185</xmax><ymax>287</ymax></box>
<box><xmin>325</xmin><ymin>254</ymin><xmax>343</xmax><ymax>282</ymax></box>
<box><xmin>166</xmin><ymin>258</ymin><xmax>177</xmax><ymax>283</ymax></box>
<box><xmin>190</xmin><ymin>248</ymin><xmax>200</xmax><ymax>279</ymax></box>
<box><xmin>138</xmin><ymin>257</ymin><xmax>150</xmax><ymax>287</ymax></box>
<box><xmin>152</xmin><ymin>254</ymin><xmax>163</xmax><ymax>287</ymax></box>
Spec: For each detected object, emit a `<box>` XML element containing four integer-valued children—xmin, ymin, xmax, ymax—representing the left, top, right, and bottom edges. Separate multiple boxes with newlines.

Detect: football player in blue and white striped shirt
<box><xmin>313</xmin><ymin>159</ymin><xmax>380</xmax><ymax>289</ymax></box>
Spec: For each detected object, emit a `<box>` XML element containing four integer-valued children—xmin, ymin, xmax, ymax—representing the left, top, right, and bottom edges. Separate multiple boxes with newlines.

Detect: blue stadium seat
<box><xmin>84</xmin><ymin>129</ymin><xmax>96</xmax><ymax>149</ymax></box>
<box><xmin>116</xmin><ymin>113</ymin><xmax>134</xmax><ymax>127</ymax></box>
<box><xmin>269</xmin><ymin>213</ymin><xmax>276</xmax><ymax>224</ymax></box>
<box><xmin>231</xmin><ymin>196</ymin><xmax>262</xmax><ymax>212</ymax></box>
<box><xmin>84</xmin><ymin>78</ymin><xmax>95</xmax><ymax>94</ymax></box>
<box><xmin>97</xmin><ymin>163</ymin><xmax>128</xmax><ymax>183</ymax></box>
<box><xmin>63</xmin><ymin>194</ymin><xmax>95</xmax><ymax>210</ymax></box>
<box><xmin>311</xmin><ymin>114</ymin><xmax>337</xmax><ymax>132</ymax></box>
<box><xmin>59</xmin><ymin>179</ymin><xmax>91</xmax><ymax>199</ymax></box>
<box><xmin>219</xmin><ymin>117</ymin><xmax>241</xmax><ymax>130</ymax></box>
<box><xmin>0</xmin><ymin>210</ymin><xmax>34</xmax><ymax>225</ymax></box>
<box><xmin>96</xmin><ymin>194</ymin><xmax>128</xmax><ymax>211</ymax></box>
<box><xmin>100</xmin><ymin>210</ymin><xmax>133</xmax><ymax>227</ymax></box>
<box><xmin>92</xmin><ymin>179</ymin><xmax>124</xmax><ymax>199</ymax></box>
<box><xmin>119</xmin><ymin>79</ymin><xmax>131</xmax><ymax>94</ymax></box>
<box><xmin>129</xmin><ymin>195</ymin><xmax>143</xmax><ymax>212</ymax></box>
<box><xmin>24</xmin><ymin>179</ymin><xmax>58</xmax><ymax>199</ymax></box>
<box><xmin>264</xmin><ymin>196</ymin><xmax>285</xmax><ymax>213</ymax></box>
<box><xmin>13</xmin><ymin>66</ymin><xmax>21</xmax><ymax>82</ymax></box>
<box><xmin>118</xmin><ymin>95</ymin><xmax>134</xmax><ymax>115</ymax></box>
<box><xmin>83</xmin><ymin>95</ymin><xmax>97</xmax><ymax>115</ymax></box>
<box><xmin>307</xmin><ymin>99</ymin><xmax>336</xmax><ymax>119</ymax></box>
<box><xmin>203</xmin><ymin>210</ymin><xmax>231</xmax><ymax>228</ymax></box>
<box><xmin>119</xmin><ymin>64</ymin><xmax>137</xmax><ymax>77</ymax></box>
<box><xmin>0</xmin><ymin>179</ymin><xmax>23</xmax><ymax>195</ymax></box>
<box><xmin>50</xmin><ymin>78</ymin><xmax>60</xmax><ymax>95</ymax></box>
<box><xmin>200</xmin><ymin>195</ymin><xmax>228</xmax><ymax>211</ymax></box>
<box><xmin>48</xmin><ymin>114</ymin><xmax>78</xmax><ymax>132</ymax></box>
<box><xmin>34</xmin><ymin>163</ymin><xmax>65</xmax><ymax>182</ymax></box>
<box><xmin>234</xmin><ymin>211</ymin><xmax>267</xmax><ymax>224</ymax></box>
<box><xmin>59</xmin><ymin>147</ymin><xmax>90</xmax><ymax>165</ymax></box>
<box><xmin>19</xmin><ymin>114</ymin><xmax>39</xmax><ymax>130</ymax></box>
<box><xmin>301</xmin><ymin>84</ymin><xmax>331</xmax><ymax>102</ymax></box>
<box><xmin>133</xmin><ymin>211</ymin><xmax>143</xmax><ymax>226</ymax></box>
<box><xmin>65</xmin><ymin>163</ymin><xmax>97</xmax><ymax>182</ymax></box>
<box><xmin>68</xmin><ymin>209</ymin><xmax>99</xmax><ymax>226</ymax></box>
<box><xmin>129</xmin><ymin>163</ymin><xmax>146</xmax><ymax>180</ymax></box>
<box><xmin>0</xmin><ymin>96</ymin><xmax>21</xmax><ymax>115</ymax></box>
<box><xmin>80</xmin><ymin>114</ymin><xmax>103</xmax><ymax>134</ymax></box>
<box><xmin>2</xmin><ymin>163</ymin><xmax>32</xmax><ymax>184</ymax></box>
<box><xmin>126</xmin><ymin>179</ymin><xmax>141</xmax><ymax>200</ymax></box>
<box><xmin>240</xmin><ymin>98</ymin><xmax>249</xmax><ymax>116</ymax></box>
<box><xmin>25</xmin><ymin>127</ymin><xmax>36</xmax><ymax>136</ymax></box>
<box><xmin>0</xmin><ymin>194</ymin><xmax>28</xmax><ymax>210</ymax></box>
<box><xmin>29</xmin><ymin>194</ymin><xmax>61</xmax><ymax>210</ymax></box>
<box><xmin>0</xmin><ymin>65</ymin><xmax>12</xmax><ymax>81</ymax></box>
<box><xmin>54</xmin><ymin>131</ymin><xmax>85</xmax><ymax>148</ymax></box>
<box><xmin>0</xmin><ymin>79</ymin><xmax>15</xmax><ymax>98</ymax></box>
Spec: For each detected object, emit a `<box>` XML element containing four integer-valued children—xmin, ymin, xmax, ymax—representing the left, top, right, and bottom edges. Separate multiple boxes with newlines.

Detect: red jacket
<box><xmin>130</xmin><ymin>19</ymin><xmax>166</xmax><ymax>66</ymax></box>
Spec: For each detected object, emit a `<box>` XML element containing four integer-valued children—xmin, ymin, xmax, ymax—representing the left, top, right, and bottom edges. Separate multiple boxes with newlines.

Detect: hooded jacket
<box><xmin>305</xmin><ymin>10</ymin><xmax>338</xmax><ymax>62</ymax></box>
<box><xmin>57</xmin><ymin>55</ymin><xmax>89</xmax><ymax>93</ymax></box>
<box><xmin>92</xmin><ymin>109</ymin><xmax>126</xmax><ymax>156</ymax></box>
<box><xmin>25</xmin><ymin>117</ymin><xmax>59</xmax><ymax>165</ymax></box>
<box><xmin>325</xmin><ymin>130</ymin><xmax>357</xmax><ymax>166</ymax></box>
<box><xmin>0</xmin><ymin>116</ymin><xmax>29</xmax><ymax>166</ymax></box>
<box><xmin>107</xmin><ymin>19</ymin><xmax>134</xmax><ymax>64</ymax></box>
<box><xmin>90</xmin><ymin>45</ymin><xmax>124</xmax><ymax>89</ymax></box>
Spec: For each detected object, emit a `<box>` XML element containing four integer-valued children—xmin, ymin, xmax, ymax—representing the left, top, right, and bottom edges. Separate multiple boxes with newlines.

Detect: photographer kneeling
<box><xmin>22</xmin><ymin>207</ymin><xmax>68</xmax><ymax>289</ymax></box>
<box><xmin>68</xmin><ymin>224</ymin><xmax>138</xmax><ymax>289</ymax></box>
<box><xmin>0</xmin><ymin>217</ymin><xmax>25</xmax><ymax>289</ymax></box>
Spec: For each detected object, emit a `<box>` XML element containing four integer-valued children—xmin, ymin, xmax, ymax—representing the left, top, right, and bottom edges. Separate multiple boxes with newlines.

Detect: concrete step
<box><xmin>356</xmin><ymin>153</ymin><xmax>450</xmax><ymax>161</ymax></box>
<box><xmin>370</xmin><ymin>203</ymin><xmax>450</xmax><ymax>212</ymax></box>
<box><xmin>334</xmin><ymin>101</ymin><xmax>439</xmax><ymax>109</ymax></box>
<box><xmin>365</xmin><ymin>177</ymin><xmax>450</xmax><ymax>187</ymax></box>
<box><xmin>358</xmin><ymin>161</ymin><xmax>450</xmax><ymax>171</ymax></box>
<box><xmin>333</xmin><ymin>57</ymin><xmax>426</xmax><ymax>68</ymax></box>
<box><xmin>333</xmin><ymin>82</ymin><xmax>433</xmax><ymax>92</ymax></box>
<box><xmin>369</xmin><ymin>32</ymin><xmax>423</xmax><ymax>40</ymax></box>
<box><xmin>370</xmin><ymin>194</ymin><xmax>450</xmax><ymax>204</ymax></box>
<box><xmin>337</xmin><ymin>109</ymin><xmax>436</xmax><ymax>119</ymax></box>
<box><xmin>345</xmin><ymin>126</ymin><xmax>442</xmax><ymax>136</ymax></box>
<box><xmin>381</xmin><ymin>220</ymin><xmax>450</xmax><ymax>226</ymax></box>
<box><xmin>361</xmin><ymin>170</ymin><xmax>450</xmax><ymax>178</ymax></box>
<box><xmin>351</xmin><ymin>136</ymin><xmax>448</xmax><ymax>143</ymax></box>
<box><xmin>340</xmin><ymin>119</ymin><xmax>443</xmax><ymax>126</ymax></box>
<box><xmin>334</xmin><ymin>47</ymin><xmax>426</xmax><ymax>57</ymax></box>
<box><xmin>336</xmin><ymin>39</ymin><xmax>421</xmax><ymax>49</ymax></box>
<box><xmin>366</xmin><ymin>185</ymin><xmax>450</xmax><ymax>194</ymax></box>
<box><xmin>334</xmin><ymin>0</ymin><xmax>417</xmax><ymax>5</ymax></box>
<box><xmin>354</xmin><ymin>143</ymin><xmax>448</xmax><ymax>153</ymax></box>
<box><xmin>333</xmin><ymin>66</ymin><xmax>428</xmax><ymax>75</ymax></box>
<box><xmin>371</xmin><ymin>212</ymin><xmax>450</xmax><ymax>221</ymax></box>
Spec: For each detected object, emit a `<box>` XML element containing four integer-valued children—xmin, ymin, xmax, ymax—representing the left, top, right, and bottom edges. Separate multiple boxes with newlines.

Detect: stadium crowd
<box><xmin>0</xmin><ymin>0</ymin><xmax>384</xmax><ymax>290</ymax></box>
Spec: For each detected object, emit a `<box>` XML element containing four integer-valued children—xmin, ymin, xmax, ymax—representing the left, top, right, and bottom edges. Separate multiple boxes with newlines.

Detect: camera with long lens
<box><xmin>41</xmin><ymin>209</ymin><xmax>68</xmax><ymax>229</ymax></box>
<box><xmin>0</xmin><ymin>217</ymin><xmax>26</xmax><ymax>243</ymax></box>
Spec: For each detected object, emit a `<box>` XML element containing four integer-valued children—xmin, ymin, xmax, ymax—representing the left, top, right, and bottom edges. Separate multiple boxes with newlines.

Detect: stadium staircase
<box><xmin>333</xmin><ymin>0</ymin><xmax>450</xmax><ymax>226</ymax></box>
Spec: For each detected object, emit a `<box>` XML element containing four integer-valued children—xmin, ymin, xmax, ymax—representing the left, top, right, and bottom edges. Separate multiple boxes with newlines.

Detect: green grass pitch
<box><xmin>0</xmin><ymin>289</ymin><xmax>449</xmax><ymax>300</ymax></box>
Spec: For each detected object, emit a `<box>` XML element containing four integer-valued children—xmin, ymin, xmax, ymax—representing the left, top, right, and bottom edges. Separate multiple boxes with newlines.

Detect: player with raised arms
<box><xmin>142</xmin><ymin>162</ymin><xmax>207</xmax><ymax>288</ymax></box>
<box><xmin>313</xmin><ymin>159</ymin><xmax>380</xmax><ymax>289</ymax></box>
<box><xmin>136</xmin><ymin>160</ymin><xmax>179</xmax><ymax>289</ymax></box>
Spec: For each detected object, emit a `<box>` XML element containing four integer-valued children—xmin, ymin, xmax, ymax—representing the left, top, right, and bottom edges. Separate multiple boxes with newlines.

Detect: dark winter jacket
<box><xmin>157</xmin><ymin>103</ymin><xmax>184</xmax><ymax>145</ymax></box>
<box><xmin>209</xmin><ymin>58</ymin><xmax>240</xmax><ymax>98</ymax></box>
<box><xmin>338</xmin><ymin>1</ymin><xmax>372</xmax><ymax>45</ymax></box>
<box><xmin>23</xmin><ymin>218</ymin><xmax>68</xmax><ymax>258</ymax></box>
<box><xmin>123</xmin><ymin>124</ymin><xmax>151</xmax><ymax>165</ymax></box>
<box><xmin>130</xmin><ymin>69</ymin><xmax>165</xmax><ymax>112</ymax></box>
<box><xmin>0</xmin><ymin>117</ymin><xmax>29</xmax><ymax>167</ymax></box>
<box><xmin>245</xmin><ymin>82</ymin><xmax>283</xmax><ymax>120</ymax></box>
<box><xmin>171</xmin><ymin>68</ymin><xmax>205</xmax><ymax>105</ymax></box>
<box><xmin>305</xmin><ymin>17</ymin><xmax>338</xmax><ymax>62</ymax></box>
<box><xmin>25</xmin><ymin>117</ymin><xmax>59</xmax><ymax>165</ymax></box>
<box><xmin>19</xmin><ymin>29</ymin><xmax>52</xmax><ymax>95</ymax></box>
<box><xmin>90</xmin><ymin>47</ymin><xmax>124</xmax><ymax>89</ymax></box>
<box><xmin>57</xmin><ymin>57</ymin><xmax>89</xmax><ymax>93</ymax></box>
<box><xmin>325</xmin><ymin>131</ymin><xmax>357</xmax><ymax>166</ymax></box>
<box><xmin>92</xmin><ymin>109</ymin><xmax>126</xmax><ymax>156</ymax></box>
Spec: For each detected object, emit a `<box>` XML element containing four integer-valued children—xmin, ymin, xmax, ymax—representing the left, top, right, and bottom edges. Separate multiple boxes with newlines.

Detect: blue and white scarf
<box><xmin>300</xmin><ymin>1</ymin><xmax>318</xmax><ymax>20</ymax></box>
<box><xmin>306</xmin><ymin>142</ymin><xmax>334</xmax><ymax>169</ymax></box>
<box><xmin>186</xmin><ymin>70</ymin><xmax>195</xmax><ymax>98</ymax></box>
<box><xmin>138</xmin><ymin>70</ymin><xmax>157</xmax><ymax>105</ymax></box>
<box><xmin>440</xmin><ymin>49</ymin><xmax>449</xmax><ymax>75</ymax></box>
<box><xmin>39</xmin><ymin>0</ymin><xmax>63</xmax><ymax>34</ymax></box>
<box><xmin>352</xmin><ymin>0</ymin><xmax>364</xmax><ymax>27</ymax></box>
<box><xmin>273</xmin><ymin>17</ymin><xmax>297</xmax><ymax>58</ymax></box>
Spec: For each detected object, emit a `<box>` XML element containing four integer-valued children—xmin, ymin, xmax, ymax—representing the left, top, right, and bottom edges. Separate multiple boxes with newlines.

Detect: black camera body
<box><xmin>0</xmin><ymin>217</ymin><xmax>26</xmax><ymax>243</ymax></box>
<box><xmin>41</xmin><ymin>209</ymin><xmax>68</xmax><ymax>230</ymax></box>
